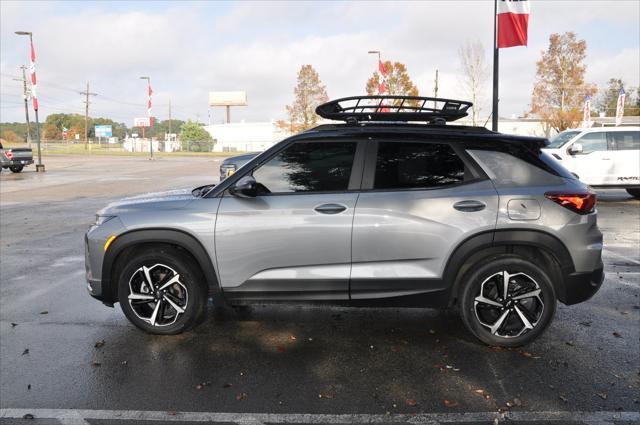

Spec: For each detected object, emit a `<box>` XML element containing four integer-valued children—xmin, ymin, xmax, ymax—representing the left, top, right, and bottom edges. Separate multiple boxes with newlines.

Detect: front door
<box><xmin>215</xmin><ymin>139</ymin><xmax>363</xmax><ymax>301</ymax></box>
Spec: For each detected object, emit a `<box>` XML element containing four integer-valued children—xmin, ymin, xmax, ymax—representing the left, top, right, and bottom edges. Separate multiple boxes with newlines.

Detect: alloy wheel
<box><xmin>127</xmin><ymin>263</ymin><xmax>188</xmax><ymax>327</ymax></box>
<box><xmin>473</xmin><ymin>270</ymin><xmax>544</xmax><ymax>338</ymax></box>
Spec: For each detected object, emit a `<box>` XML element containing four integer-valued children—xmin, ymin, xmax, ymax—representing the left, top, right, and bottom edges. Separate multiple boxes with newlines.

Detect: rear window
<box><xmin>608</xmin><ymin>131</ymin><xmax>640</xmax><ymax>150</ymax></box>
<box><xmin>373</xmin><ymin>142</ymin><xmax>467</xmax><ymax>190</ymax></box>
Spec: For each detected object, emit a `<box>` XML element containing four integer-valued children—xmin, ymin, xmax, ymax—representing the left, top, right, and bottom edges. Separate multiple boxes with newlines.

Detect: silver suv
<box><xmin>85</xmin><ymin>96</ymin><xmax>604</xmax><ymax>347</ymax></box>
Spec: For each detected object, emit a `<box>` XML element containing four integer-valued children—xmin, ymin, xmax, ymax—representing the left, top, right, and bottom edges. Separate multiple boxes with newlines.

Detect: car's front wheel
<box><xmin>626</xmin><ymin>188</ymin><xmax>640</xmax><ymax>199</ymax></box>
<box><xmin>460</xmin><ymin>255</ymin><xmax>556</xmax><ymax>347</ymax></box>
<box><xmin>9</xmin><ymin>165</ymin><xmax>23</xmax><ymax>173</ymax></box>
<box><xmin>117</xmin><ymin>247</ymin><xmax>207</xmax><ymax>334</ymax></box>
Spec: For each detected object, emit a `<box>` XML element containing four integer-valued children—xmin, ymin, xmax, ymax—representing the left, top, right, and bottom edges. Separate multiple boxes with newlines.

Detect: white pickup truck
<box><xmin>0</xmin><ymin>142</ymin><xmax>34</xmax><ymax>173</ymax></box>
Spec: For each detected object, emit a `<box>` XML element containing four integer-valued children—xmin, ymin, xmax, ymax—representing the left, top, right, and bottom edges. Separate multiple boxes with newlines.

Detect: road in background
<box><xmin>1</xmin><ymin>156</ymin><xmax>638</xmax><ymax>424</ymax></box>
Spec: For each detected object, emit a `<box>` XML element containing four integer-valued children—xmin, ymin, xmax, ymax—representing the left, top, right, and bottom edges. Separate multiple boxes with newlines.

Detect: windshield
<box><xmin>547</xmin><ymin>131</ymin><xmax>580</xmax><ymax>148</ymax></box>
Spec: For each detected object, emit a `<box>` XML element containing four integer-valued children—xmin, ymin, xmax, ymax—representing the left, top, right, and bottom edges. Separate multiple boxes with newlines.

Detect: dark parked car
<box><xmin>220</xmin><ymin>153</ymin><xmax>258</xmax><ymax>181</ymax></box>
<box><xmin>0</xmin><ymin>142</ymin><xmax>33</xmax><ymax>173</ymax></box>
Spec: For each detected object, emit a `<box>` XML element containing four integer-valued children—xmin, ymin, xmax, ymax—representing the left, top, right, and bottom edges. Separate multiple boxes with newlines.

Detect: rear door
<box><xmin>350</xmin><ymin>139</ymin><xmax>498</xmax><ymax>300</ymax></box>
<box><xmin>215</xmin><ymin>138</ymin><xmax>365</xmax><ymax>300</ymax></box>
<box><xmin>606</xmin><ymin>130</ymin><xmax>640</xmax><ymax>186</ymax></box>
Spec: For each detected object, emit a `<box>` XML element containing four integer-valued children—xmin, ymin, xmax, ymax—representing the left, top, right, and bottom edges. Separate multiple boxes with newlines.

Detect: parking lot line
<box><xmin>1</xmin><ymin>408</ymin><xmax>639</xmax><ymax>424</ymax></box>
<box><xmin>603</xmin><ymin>248</ymin><xmax>640</xmax><ymax>266</ymax></box>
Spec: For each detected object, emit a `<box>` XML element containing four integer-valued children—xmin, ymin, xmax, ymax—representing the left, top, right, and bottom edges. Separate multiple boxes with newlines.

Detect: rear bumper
<box><xmin>559</xmin><ymin>262</ymin><xmax>604</xmax><ymax>305</ymax></box>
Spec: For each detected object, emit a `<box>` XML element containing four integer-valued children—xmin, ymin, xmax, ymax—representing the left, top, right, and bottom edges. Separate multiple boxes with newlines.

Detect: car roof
<box><xmin>300</xmin><ymin>122</ymin><xmax>548</xmax><ymax>146</ymax></box>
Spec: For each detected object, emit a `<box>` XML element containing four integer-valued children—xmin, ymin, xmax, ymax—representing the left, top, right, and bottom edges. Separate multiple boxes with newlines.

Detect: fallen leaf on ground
<box><xmin>236</xmin><ymin>392</ymin><xmax>248</xmax><ymax>401</ymax></box>
<box><xmin>613</xmin><ymin>331</ymin><xmax>622</xmax><ymax>338</ymax></box>
<box><xmin>474</xmin><ymin>389</ymin><xmax>485</xmax><ymax>395</ymax></box>
<box><xmin>91</xmin><ymin>361</ymin><xmax>101</xmax><ymax>367</ymax></box>
<box><xmin>565</xmin><ymin>341</ymin><xmax>574</xmax><ymax>346</ymax></box>
<box><xmin>39</xmin><ymin>311</ymin><xmax>48</xmax><ymax>315</ymax></box>
<box><xmin>443</xmin><ymin>399</ymin><xmax>459</xmax><ymax>408</ymax></box>
<box><xmin>94</xmin><ymin>340</ymin><xmax>105</xmax><ymax>348</ymax></box>
<box><xmin>520</xmin><ymin>351</ymin><xmax>532</xmax><ymax>358</ymax></box>
<box><xmin>223</xmin><ymin>383</ymin><xmax>232</xmax><ymax>388</ymax></box>
<box><xmin>318</xmin><ymin>393</ymin><xmax>335</xmax><ymax>399</ymax></box>
<box><xmin>121</xmin><ymin>360</ymin><xmax>128</xmax><ymax>365</ymax></box>
<box><xmin>597</xmin><ymin>392</ymin><xmax>608</xmax><ymax>400</ymax></box>
<box><xmin>167</xmin><ymin>410</ymin><xmax>177</xmax><ymax>416</ymax></box>
<box><xmin>405</xmin><ymin>399</ymin><xmax>417</xmax><ymax>406</ymax></box>
<box><xmin>11</xmin><ymin>323</ymin><xmax>17</xmax><ymax>327</ymax></box>
<box><xmin>22</xmin><ymin>413</ymin><xmax>34</xmax><ymax>419</ymax></box>
<box><xmin>579</xmin><ymin>320</ymin><xmax>592</xmax><ymax>327</ymax></box>
<box><xmin>27</xmin><ymin>384</ymin><xmax>31</xmax><ymax>390</ymax></box>
<box><xmin>22</xmin><ymin>348</ymin><xmax>29</xmax><ymax>355</ymax></box>
<box><xmin>289</xmin><ymin>335</ymin><xmax>297</xmax><ymax>341</ymax></box>
<box><xmin>428</xmin><ymin>329</ymin><xmax>436</xmax><ymax>335</ymax></box>
<box><xmin>621</xmin><ymin>311</ymin><xmax>629</xmax><ymax>315</ymax></box>
<box><xmin>513</xmin><ymin>398</ymin><xmax>522</xmax><ymax>406</ymax></box>
<box><xmin>559</xmin><ymin>395</ymin><xmax>568</xmax><ymax>403</ymax></box>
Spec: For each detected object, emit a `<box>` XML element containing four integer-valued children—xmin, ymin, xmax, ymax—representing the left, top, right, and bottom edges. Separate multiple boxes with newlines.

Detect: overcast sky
<box><xmin>1</xmin><ymin>0</ymin><xmax>638</xmax><ymax>125</ymax></box>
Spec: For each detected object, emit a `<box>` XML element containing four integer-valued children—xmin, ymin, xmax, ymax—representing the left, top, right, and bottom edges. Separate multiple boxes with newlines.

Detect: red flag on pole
<box><xmin>378</xmin><ymin>81</ymin><xmax>386</xmax><ymax>95</ymax></box>
<box><xmin>497</xmin><ymin>0</ymin><xmax>530</xmax><ymax>48</ymax></box>
<box><xmin>378</xmin><ymin>60</ymin><xmax>387</xmax><ymax>77</ymax></box>
<box><xmin>29</xmin><ymin>41</ymin><xmax>39</xmax><ymax>110</ymax></box>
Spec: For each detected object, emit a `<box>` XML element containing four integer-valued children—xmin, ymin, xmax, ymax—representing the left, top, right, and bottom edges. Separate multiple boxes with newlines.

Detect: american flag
<box><xmin>29</xmin><ymin>40</ymin><xmax>38</xmax><ymax>110</ymax></box>
<box><xmin>148</xmin><ymin>84</ymin><xmax>153</xmax><ymax>125</ymax></box>
<box><xmin>615</xmin><ymin>87</ymin><xmax>625</xmax><ymax>126</ymax></box>
<box><xmin>582</xmin><ymin>95</ymin><xmax>591</xmax><ymax>128</ymax></box>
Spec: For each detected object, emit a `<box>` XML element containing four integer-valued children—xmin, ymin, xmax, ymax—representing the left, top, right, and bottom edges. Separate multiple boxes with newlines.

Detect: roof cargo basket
<box><xmin>315</xmin><ymin>95</ymin><xmax>472</xmax><ymax>124</ymax></box>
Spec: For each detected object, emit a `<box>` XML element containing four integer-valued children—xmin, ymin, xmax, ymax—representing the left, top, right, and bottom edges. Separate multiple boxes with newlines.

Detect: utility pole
<box><xmin>80</xmin><ymin>81</ymin><xmax>97</xmax><ymax>149</ymax></box>
<box><xmin>13</xmin><ymin>66</ymin><xmax>32</xmax><ymax>147</ymax></box>
<box><xmin>168</xmin><ymin>100</ymin><xmax>172</xmax><ymax>142</ymax></box>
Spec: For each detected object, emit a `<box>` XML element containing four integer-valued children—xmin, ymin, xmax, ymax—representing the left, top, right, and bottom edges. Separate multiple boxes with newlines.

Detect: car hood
<box><xmin>97</xmin><ymin>189</ymin><xmax>194</xmax><ymax>215</ymax></box>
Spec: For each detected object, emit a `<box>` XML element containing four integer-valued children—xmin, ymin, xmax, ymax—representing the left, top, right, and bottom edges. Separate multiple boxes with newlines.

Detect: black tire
<box><xmin>626</xmin><ymin>188</ymin><xmax>640</xmax><ymax>199</ymax></box>
<box><xmin>117</xmin><ymin>246</ymin><xmax>207</xmax><ymax>335</ymax></box>
<box><xmin>9</xmin><ymin>165</ymin><xmax>23</xmax><ymax>173</ymax></box>
<box><xmin>459</xmin><ymin>255</ymin><xmax>556</xmax><ymax>347</ymax></box>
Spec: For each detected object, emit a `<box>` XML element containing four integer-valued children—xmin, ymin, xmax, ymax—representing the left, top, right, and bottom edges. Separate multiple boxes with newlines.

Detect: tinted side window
<box><xmin>575</xmin><ymin>132</ymin><xmax>607</xmax><ymax>153</ymax></box>
<box><xmin>374</xmin><ymin>142</ymin><xmax>466</xmax><ymax>190</ymax></box>
<box><xmin>609</xmin><ymin>131</ymin><xmax>640</xmax><ymax>150</ymax></box>
<box><xmin>252</xmin><ymin>141</ymin><xmax>356</xmax><ymax>193</ymax></box>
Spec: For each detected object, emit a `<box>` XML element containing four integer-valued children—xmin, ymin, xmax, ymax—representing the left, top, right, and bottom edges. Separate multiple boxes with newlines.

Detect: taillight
<box><xmin>5</xmin><ymin>151</ymin><xmax>13</xmax><ymax>160</ymax></box>
<box><xmin>545</xmin><ymin>191</ymin><xmax>596</xmax><ymax>215</ymax></box>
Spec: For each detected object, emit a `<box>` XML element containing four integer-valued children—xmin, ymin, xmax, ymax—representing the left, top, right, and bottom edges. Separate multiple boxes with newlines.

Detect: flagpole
<box><xmin>491</xmin><ymin>0</ymin><xmax>499</xmax><ymax>131</ymax></box>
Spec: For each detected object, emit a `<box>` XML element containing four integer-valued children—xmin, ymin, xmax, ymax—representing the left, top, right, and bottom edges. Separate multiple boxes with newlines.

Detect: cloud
<box><xmin>1</xmin><ymin>0</ymin><xmax>638</xmax><ymax>124</ymax></box>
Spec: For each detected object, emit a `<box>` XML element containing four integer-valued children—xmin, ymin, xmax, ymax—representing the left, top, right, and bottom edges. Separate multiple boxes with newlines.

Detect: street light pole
<box><xmin>16</xmin><ymin>31</ymin><xmax>44</xmax><ymax>171</ymax></box>
<box><xmin>368</xmin><ymin>50</ymin><xmax>383</xmax><ymax>96</ymax></box>
<box><xmin>139</xmin><ymin>76</ymin><xmax>153</xmax><ymax>159</ymax></box>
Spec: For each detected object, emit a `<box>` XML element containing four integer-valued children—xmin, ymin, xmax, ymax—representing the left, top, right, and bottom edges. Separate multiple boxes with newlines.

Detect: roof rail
<box><xmin>315</xmin><ymin>95</ymin><xmax>472</xmax><ymax>124</ymax></box>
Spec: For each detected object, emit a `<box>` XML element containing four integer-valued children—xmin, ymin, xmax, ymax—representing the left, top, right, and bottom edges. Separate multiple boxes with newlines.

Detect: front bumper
<box><xmin>560</xmin><ymin>262</ymin><xmax>604</xmax><ymax>305</ymax></box>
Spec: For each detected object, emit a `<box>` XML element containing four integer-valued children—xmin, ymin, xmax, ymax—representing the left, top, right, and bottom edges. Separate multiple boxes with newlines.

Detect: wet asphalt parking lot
<box><xmin>0</xmin><ymin>155</ymin><xmax>638</xmax><ymax>425</ymax></box>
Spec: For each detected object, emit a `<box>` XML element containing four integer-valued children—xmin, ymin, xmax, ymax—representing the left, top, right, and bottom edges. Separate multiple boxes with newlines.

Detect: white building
<box><xmin>203</xmin><ymin>121</ymin><xmax>288</xmax><ymax>152</ymax></box>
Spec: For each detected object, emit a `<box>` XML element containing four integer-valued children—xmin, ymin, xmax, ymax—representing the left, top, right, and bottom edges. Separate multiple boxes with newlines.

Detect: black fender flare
<box><xmin>442</xmin><ymin>229</ymin><xmax>575</xmax><ymax>306</ymax></box>
<box><xmin>101</xmin><ymin>228</ymin><xmax>222</xmax><ymax>304</ymax></box>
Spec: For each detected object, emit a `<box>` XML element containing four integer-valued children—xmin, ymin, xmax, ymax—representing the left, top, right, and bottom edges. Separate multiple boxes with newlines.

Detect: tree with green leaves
<box><xmin>366</xmin><ymin>61</ymin><xmax>419</xmax><ymax>101</ymax></box>
<box><xmin>596</xmin><ymin>79</ymin><xmax>639</xmax><ymax>117</ymax></box>
<box><xmin>277</xmin><ymin>65</ymin><xmax>329</xmax><ymax>133</ymax></box>
<box><xmin>179</xmin><ymin>120</ymin><xmax>213</xmax><ymax>152</ymax></box>
<box><xmin>531</xmin><ymin>32</ymin><xmax>596</xmax><ymax>132</ymax></box>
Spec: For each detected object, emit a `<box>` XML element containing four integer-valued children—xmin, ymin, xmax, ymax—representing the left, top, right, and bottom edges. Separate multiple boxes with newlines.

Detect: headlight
<box><xmin>95</xmin><ymin>215</ymin><xmax>115</xmax><ymax>226</ymax></box>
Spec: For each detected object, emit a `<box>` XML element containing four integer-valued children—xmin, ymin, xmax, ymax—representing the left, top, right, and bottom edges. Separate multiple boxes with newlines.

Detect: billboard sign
<box><xmin>209</xmin><ymin>91</ymin><xmax>247</xmax><ymax>106</ymax></box>
<box><xmin>133</xmin><ymin>117</ymin><xmax>151</xmax><ymax>127</ymax></box>
<box><xmin>95</xmin><ymin>125</ymin><xmax>113</xmax><ymax>138</ymax></box>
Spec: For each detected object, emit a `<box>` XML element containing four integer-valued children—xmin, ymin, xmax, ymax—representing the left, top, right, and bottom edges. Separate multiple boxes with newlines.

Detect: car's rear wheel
<box><xmin>117</xmin><ymin>247</ymin><xmax>207</xmax><ymax>335</ymax></box>
<box><xmin>9</xmin><ymin>165</ymin><xmax>23</xmax><ymax>173</ymax></box>
<box><xmin>626</xmin><ymin>188</ymin><xmax>640</xmax><ymax>199</ymax></box>
<box><xmin>460</xmin><ymin>255</ymin><xmax>556</xmax><ymax>347</ymax></box>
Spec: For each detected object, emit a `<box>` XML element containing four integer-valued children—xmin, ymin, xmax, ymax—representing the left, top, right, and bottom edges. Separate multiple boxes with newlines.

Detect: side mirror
<box><xmin>569</xmin><ymin>143</ymin><xmax>583</xmax><ymax>154</ymax></box>
<box><xmin>229</xmin><ymin>175</ymin><xmax>257</xmax><ymax>198</ymax></box>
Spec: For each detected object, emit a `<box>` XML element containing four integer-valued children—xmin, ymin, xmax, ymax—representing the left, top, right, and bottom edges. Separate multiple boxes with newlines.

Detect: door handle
<box><xmin>453</xmin><ymin>200</ymin><xmax>486</xmax><ymax>212</ymax></box>
<box><xmin>314</xmin><ymin>203</ymin><xmax>347</xmax><ymax>214</ymax></box>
